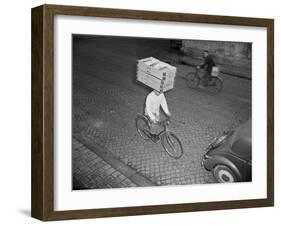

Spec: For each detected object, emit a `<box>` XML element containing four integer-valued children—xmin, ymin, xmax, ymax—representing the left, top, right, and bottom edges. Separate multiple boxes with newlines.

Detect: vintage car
<box><xmin>201</xmin><ymin>120</ymin><xmax>252</xmax><ymax>183</ymax></box>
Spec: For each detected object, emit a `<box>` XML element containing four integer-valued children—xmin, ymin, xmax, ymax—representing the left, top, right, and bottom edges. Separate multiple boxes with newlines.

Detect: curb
<box><xmin>74</xmin><ymin>134</ymin><xmax>156</xmax><ymax>187</ymax></box>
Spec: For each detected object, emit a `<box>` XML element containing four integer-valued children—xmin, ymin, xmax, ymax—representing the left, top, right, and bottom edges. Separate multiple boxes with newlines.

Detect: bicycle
<box><xmin>135</xmin><ymin>114</ymin><xmax>183</xmax><ymax>159</ymax></box>
<box><xmin>185</xmin><ymin>67</ymin><xmax>223</xmax><ymax>93</ymax></box>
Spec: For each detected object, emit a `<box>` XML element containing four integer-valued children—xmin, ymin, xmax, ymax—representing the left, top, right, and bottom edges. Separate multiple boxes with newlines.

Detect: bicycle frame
<box><xmin>153</xmin><ymin>120</ymin><xmax>170</xmax><ymax>138</ymax></box>
<box><xmin>196</xmin><ymin>67</ymin><xmax>222</xmax><ymax>80</ymax></box>
<box><xmin>136</xmin><ymin>114</ymin><xmax>183</xmax><ymax>159</ymax></box>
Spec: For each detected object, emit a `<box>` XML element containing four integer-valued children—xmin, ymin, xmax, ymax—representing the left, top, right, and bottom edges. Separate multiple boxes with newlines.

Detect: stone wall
<box><xmin>182</xmin><ymin>40</ymin><xmax>252</xmax><ymax>69</ymax></box>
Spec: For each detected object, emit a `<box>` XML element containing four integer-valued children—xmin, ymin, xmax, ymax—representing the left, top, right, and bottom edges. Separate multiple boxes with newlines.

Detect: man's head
<box><xmin>203</xmin><ymin>50</ymin><xmax>209</xmax><ymax>58</ymax></box>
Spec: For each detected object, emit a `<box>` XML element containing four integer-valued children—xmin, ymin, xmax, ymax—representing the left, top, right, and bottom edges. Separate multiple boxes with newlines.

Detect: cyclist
<box><xmin>197</xmin><ymin>50</ymin><xmax>216</xmax><ymax>85</ymax></box>
<box><xmin>144</xmin><ymin>89</ymin><xmax>171</xmax><ymax>141</ymax></box>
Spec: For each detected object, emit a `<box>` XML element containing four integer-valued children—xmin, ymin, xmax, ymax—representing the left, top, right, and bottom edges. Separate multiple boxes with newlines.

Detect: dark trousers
<box><xmin>202</xmin><ymin>70</ymin><xmax>212</xmax><ymax>84</ymax></box>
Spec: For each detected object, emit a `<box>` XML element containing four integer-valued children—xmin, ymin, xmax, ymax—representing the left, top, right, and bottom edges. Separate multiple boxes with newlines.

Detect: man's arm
<box><xmin>145</xmin><ymin>95</ymin><xmax>156</xmax><ymax>122</ymax></box>
<box><xmin>160</xmin><ymin>95</ymin><xmax>171</xmax><ymax>118</ymax></box>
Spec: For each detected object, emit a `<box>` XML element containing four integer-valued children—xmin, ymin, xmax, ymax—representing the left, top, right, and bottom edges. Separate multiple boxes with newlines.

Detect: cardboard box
<box><xmin>211</xmin><ymin>66</ymin><xmax>220</xmax><ymax>76</ymax></box>
<box><xmin>137</xmin><ymin>57</ymin><xmax>177</xmax><ymax>92</ymax></box>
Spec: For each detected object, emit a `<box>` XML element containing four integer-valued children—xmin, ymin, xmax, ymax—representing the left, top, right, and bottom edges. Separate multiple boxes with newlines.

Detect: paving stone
<box><xmin>72</xmin><ymin>138</ymin><xmax>138</xmax><ymax>189</ymax></box>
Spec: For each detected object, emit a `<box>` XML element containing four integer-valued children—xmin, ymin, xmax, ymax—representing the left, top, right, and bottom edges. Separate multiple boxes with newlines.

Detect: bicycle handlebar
<box><xmin>158</xmin><ymin>119</ymin><xmax>170</xmax><ymax>126</ymax></box>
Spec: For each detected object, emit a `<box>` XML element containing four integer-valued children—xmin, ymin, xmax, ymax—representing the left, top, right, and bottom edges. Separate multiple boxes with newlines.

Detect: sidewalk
<box><xmin>73</xmin><ymin>138</ymin><xmax>155</xmax><ymax>189</ymax></box>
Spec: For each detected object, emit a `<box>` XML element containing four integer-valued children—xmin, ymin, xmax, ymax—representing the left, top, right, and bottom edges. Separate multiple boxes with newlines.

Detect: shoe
<box><xmin>150</xmin><ymin>134</ymin><xmax>160</xmax><ymax>143</ymax></box>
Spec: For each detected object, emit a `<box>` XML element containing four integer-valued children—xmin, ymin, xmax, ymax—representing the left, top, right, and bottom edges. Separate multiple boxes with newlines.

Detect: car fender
<box><xmin>207</xmin><ymin>154</ymin><xmax>243</xmax><ymax>181</ymax></box>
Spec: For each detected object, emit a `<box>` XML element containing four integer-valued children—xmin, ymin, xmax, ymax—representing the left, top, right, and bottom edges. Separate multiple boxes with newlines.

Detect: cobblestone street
<box><xmin>72</xmin><ymin>36</ymin><xmax>251</xmax><ymax>189</ymax></box>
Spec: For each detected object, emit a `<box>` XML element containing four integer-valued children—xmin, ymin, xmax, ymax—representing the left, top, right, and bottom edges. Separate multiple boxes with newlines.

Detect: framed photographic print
<box><xmin>31</xmin><ymin>4</ymin><xmax>274</xmax><ymax>221</ymax></box>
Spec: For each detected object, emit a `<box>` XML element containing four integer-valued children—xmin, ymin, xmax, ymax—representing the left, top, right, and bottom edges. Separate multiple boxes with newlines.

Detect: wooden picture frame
<box><xmin>31</xmin><ymin>4</ymin><xmax>274</xmax><ymax>221</ymax></box>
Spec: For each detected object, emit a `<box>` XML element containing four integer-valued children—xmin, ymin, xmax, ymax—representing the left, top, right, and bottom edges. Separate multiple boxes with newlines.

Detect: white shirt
<box><xmin>145</xmin><ymin>91</ymin><xmax>170</xmax><ymax>122</ymax></box>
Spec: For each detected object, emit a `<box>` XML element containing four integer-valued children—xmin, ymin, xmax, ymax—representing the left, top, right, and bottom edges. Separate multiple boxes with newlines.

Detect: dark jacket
<box><xmin>200</xmin><ymin>55</ymin><xmax>216</xmax><ymax>73</ymax></box>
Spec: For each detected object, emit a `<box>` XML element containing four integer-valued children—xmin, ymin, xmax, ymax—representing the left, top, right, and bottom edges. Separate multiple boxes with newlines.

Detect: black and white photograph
<box><xmin>72</xmin><ymin>35</ymin><xmax>252</xmax><ymax>190</ymax></box>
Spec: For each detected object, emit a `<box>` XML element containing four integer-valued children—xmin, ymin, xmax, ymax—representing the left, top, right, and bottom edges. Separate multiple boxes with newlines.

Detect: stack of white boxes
<box><xmin>137</xmin><ymin>57</ymin><xmax>177</xmax><ymax>92</ymax></box>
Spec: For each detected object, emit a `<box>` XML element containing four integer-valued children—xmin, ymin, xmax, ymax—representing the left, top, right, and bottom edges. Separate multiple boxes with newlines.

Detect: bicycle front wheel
<box><xmin>161</xmin><ymin>132</ymin><xmax>183</xmax><ymax>159</ymax></box>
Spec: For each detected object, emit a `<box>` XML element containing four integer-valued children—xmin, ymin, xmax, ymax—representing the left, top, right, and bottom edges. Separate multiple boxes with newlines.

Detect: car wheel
<box><xmin>213</xmin><ymin>165</ymin><xmax>237</xmax><ymax>183</ymax></box>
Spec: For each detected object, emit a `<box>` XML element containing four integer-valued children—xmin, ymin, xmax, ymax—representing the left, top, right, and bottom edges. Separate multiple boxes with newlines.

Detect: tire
<box><xmin>213</xmin><ymin>165</ymin><xmax>237</xmax><ymax>183</ymax></box>
<box><xmin>161</xmin><ymin>132</ymin><xmax>183</xmax><ymax>159</ymax></box>
<box><xmin>186</xmin><ymin>72</ymin><xmax>200</xmax><ymax>88</ymax></box>
<box><xmin>207</xmin><ymin>77</ymin><xmax>223</xmax><ymax>93</ymax></box>
<box><xmin>135</xmin><ymin>115</ymin><xmax>151</xmax><ymax>141</ymax></box>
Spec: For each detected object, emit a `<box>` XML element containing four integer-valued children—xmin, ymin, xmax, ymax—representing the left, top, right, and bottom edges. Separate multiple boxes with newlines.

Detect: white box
<box><xmin>137</xmin><ymin>57</ymin><xmax>177</xmax><ymax>92</ymax></box>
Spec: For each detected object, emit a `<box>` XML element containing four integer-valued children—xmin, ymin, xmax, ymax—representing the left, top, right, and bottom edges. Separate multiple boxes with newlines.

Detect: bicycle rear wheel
<box><xmin>207</xmin><ymin>77</ymin><xmax>223</xmax><ymax>93</ymax></box>
<box><xmin>186</xmin><ymin>72</ymin><xmax>200</xmax><ymax>88</ymax></box>
<box><xmin>161</xmin><ymin>132</ymin><xmax>183</xmax><ymax>159</ymax></box>
<box><xmin>135</xmin><ymin>115</ymin><xmax>151</xmax><ymax>141</ymax></box>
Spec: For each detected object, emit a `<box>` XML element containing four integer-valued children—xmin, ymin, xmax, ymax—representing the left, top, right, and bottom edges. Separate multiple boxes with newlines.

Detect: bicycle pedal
<box><xmin>151</xmin><ymin>136</ymin><xmax>160</xmax><ymax>143</ymax></box>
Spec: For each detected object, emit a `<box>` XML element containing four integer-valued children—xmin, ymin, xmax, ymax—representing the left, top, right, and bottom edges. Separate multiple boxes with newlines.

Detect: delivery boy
<box><xmin>144</xmin><ymin>89</ymin><xmax>171</xmax><ymax>141</ymax></box>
